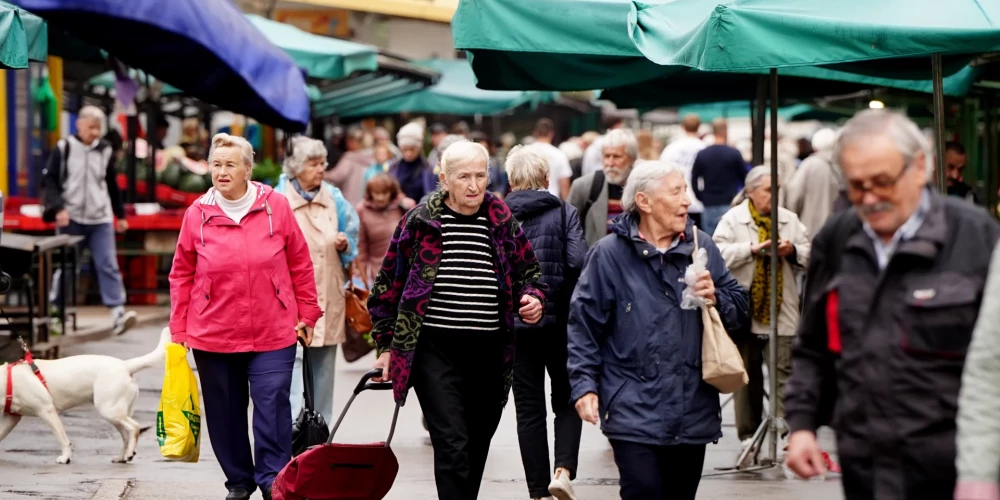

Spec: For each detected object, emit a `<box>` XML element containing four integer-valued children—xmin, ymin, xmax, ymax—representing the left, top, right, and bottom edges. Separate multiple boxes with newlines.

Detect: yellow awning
<box><xmin>290</xmin><ymin>0</ymin><xmax>457</xmax><ymax>23</ymax></box>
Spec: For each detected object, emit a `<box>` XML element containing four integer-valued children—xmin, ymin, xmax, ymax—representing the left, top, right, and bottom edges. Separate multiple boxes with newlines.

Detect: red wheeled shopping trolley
<box><xmin>272</xmin><ymin>369</ymin><xmax>400</xmax><ymax>500</ymax></box>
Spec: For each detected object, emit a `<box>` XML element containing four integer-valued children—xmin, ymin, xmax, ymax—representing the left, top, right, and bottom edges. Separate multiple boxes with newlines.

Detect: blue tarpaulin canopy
<box><xmin>13</xmin><ymin>0</ymin><xmax>312</xmax><ymax>131</ymax></box>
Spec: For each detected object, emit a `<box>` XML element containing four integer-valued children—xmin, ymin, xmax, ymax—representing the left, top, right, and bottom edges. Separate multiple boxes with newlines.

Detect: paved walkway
<box><xmin>0</xmin><ymin>323</ymin><xmax>843</xmax><ymax>500</ymax></box>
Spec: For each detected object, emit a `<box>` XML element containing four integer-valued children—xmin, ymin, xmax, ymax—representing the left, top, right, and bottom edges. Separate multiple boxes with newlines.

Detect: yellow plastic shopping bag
<box><xmin>157</xmin><ymin>342</ymin><xmax>201</xmax><ymax>462</ymax></box>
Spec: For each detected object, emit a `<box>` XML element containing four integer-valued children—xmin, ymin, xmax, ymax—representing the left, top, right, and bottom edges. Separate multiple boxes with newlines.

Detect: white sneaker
<box><xmin>113</xmin><ymin>310</ymin><xmax>138</xmax><ymax>336</ymax></box>
<box><xmin>548</xmin><ymin>469</ymin><xmax>578</xmax><ymax>500</ymax></box>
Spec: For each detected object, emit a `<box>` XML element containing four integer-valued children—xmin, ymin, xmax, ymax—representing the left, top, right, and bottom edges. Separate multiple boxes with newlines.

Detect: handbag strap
<box><xmin>298</xmin><ymin>338</ymin><xmax>317</xmax><ymax>411</ymax></box>
<box><xmin>346</xmin><ymin>260</ymin><xmax>369</xmax><ymax>292</ymax></box>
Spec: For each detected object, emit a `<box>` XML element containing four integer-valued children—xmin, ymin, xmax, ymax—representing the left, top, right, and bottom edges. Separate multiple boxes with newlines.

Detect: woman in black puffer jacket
<box><xmin>504</xmin><ymin>145</ymin><xmax>587</xmax><ymax>500</ymax></box>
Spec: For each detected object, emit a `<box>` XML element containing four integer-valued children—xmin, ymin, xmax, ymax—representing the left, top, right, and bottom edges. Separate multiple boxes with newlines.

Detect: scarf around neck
<box><xmin>290</xmin><ymin>177</ymin><xmax>321</xmax><ymax>203</ymax></box>
<box><xmin>749</xmin><ymin>201</ymin><xmax>783</xmax><ymax>326</ymax></box>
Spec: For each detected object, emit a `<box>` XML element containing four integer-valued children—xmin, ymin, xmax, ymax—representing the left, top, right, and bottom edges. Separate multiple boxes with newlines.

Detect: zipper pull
<box><xmin>604</xmin><ymin>411</ymin><xmax>610</xmax><ymax>421</ymax></box>
<box><xmin>625</xmin><ymin>303</ymin><xmax>631</xmax><ymax>313</ymax></box>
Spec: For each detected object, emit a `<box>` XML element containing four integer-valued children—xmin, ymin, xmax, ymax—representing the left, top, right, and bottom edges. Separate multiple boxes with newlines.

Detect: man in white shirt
<box><xmin>527</xmin><ymin>118</ymin><xmax>572</xmax><ymax>200</ymax></box>
<box><xmin>660</xmin><ymin>114</ymin><xmax>707</xmax><ymax>227</ymax></box>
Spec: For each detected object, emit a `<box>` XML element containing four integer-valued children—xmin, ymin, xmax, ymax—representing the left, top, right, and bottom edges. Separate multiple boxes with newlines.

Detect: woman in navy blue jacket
<box><xmin>567</xmin><ymin>160</ymin><xmax>748</xmax><ymax>500</ymax></box>
<box><xmin>504</xmin><ymin>146</ymin><xmax>587</xmax><ymax>500</ymax></box>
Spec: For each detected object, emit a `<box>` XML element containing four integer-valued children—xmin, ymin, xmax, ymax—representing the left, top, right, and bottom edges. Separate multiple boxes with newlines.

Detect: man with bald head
<box><xmin>660</xmin><ymin>113</ymin><xmax>706</xmax><ymax>227</ymax></box>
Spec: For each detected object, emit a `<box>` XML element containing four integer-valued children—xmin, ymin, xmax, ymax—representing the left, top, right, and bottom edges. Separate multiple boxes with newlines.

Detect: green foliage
<box><xmin>252</xmin><ymin>158</ymin><xmax>282</xmax><ymax>186</ymax></box>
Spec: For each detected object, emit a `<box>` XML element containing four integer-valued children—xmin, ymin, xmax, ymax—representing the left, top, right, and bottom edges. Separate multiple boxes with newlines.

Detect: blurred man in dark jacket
<box><xmin>505</xmin><ymin>146</ymin><xmax>587</xmax><ymax>500</ymax></box>
<box><xmin>784</xmin><ymin>110</ymin><xmax>1000</xmax><ymax>499</ymax></box>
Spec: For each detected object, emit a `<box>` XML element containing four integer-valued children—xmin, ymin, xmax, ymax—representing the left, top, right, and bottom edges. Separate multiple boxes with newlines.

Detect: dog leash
<box><xmin>3</xmin><ymin>333</ymin><xmax>49</xmax><ymax>416</ymax></box>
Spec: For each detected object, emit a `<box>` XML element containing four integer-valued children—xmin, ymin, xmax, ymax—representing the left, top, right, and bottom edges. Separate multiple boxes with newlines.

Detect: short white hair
<box><xmin>208</xmin><ymin>133</ymin><xmax>254</xmax><ymax>168</ymax></box>
<box><xmin>811</xmin><ymin>128</ymin><xmax>837</xmax><ymax>152</ymax></box>
<box><xmin>506</xmin><ymin>145</ymin><xmax>549</xmax><ymax>191</ymax></box>
<box><xmin>603</xmin><ymin>128</ymin><xmax>639</xmax><ymax>160</ymax></box>
<box><xmin>834</xmin><ymin>109</ymin><xmax>933</xmax><ymax>180</ymax></box>
<box><xmin>78</xmin><ymin>105</ymin><xmax>106</xmax><ymax>124</ymax></box>
<box><xmin>441</xmin><ymin>140</ymin><xmax>490</xmax><ymax>178</ymax></box>
<box><xmin>437</xmin><ymin>135</ymin><xmax>469</xmax><ymax>164</ymax></box>
<box><xmin>283</xmin><ymin>136</ymin><xmax>327</xmax><ymax>178</ymax></box>
<box><xmin>621</xmin><ymin>160</ymin><xmax>680</xmax><ymax>214</ymax></box>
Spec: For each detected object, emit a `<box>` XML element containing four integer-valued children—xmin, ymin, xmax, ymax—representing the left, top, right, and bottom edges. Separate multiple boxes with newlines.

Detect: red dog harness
<box><xmin>4</xmin><ymin>350</ymin><xmax>49</xmax><ymax>415</ymax></box>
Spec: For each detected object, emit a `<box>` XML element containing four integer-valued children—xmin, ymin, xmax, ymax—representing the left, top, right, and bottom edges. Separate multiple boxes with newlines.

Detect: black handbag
<box><xmin>291</xmin><ymin>338</ymin><xmax>330</xmax><ymax>457</ymax></box>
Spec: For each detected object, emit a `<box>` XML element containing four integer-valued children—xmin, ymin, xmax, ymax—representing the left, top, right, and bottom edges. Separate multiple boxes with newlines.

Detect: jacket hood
<box><xmin>504</xmin><ymin>189</ymin><xmax>562</xmax><ymax>220</ymax></box>
<box><xmin>410</xmin><ymin>190</ymin><xmax>511</xmax><ymax>228</ymax></box>
<box><xmin>192</xmin><ymin>181</ymin><xmax>279</xmax><ymax>245</ymax></box>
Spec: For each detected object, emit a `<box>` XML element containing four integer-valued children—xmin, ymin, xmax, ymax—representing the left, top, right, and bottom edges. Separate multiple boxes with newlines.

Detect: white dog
<box><xmin>0</xmin><ymin>327</ymin><xmax>170</xmax><ymax>464</ymax></box>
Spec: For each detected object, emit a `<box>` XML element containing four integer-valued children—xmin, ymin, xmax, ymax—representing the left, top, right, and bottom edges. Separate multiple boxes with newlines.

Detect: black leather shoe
<box><xmin>226</xmin><ymin>488</ymin><xmax>251</xmax><ymax>500</ymax></box>
<box><xmin>261</xmin><ymin>485</ymin><xmax>273</xmax><ymax>500</ymax></box>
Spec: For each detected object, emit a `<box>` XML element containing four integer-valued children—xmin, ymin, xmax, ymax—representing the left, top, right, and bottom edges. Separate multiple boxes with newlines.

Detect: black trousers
<box><xmin>513</xmin><ymin>325</ymin><xmax>582</xmax><ymax>498</ymax></box>
<box><xmin>609</xmin><ymin>440</ymin><xmax>706</xmax><ymax>500</ymax></box>
<box><xmin>411</xmin><ymin>330</ymin><xmax>506</xmax><ymax>500</ymax></box>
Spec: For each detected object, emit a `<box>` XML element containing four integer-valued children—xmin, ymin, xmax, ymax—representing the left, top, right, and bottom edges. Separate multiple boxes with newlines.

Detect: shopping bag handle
<box><xmin>297</xmin><ymin>337</ymin><xmax>317</xmax><ymax>412</ymax></box>
<box><xmin>328</xmin><ymin>369</ymin><xmax>399</xmax><ymax>447</ymax></box>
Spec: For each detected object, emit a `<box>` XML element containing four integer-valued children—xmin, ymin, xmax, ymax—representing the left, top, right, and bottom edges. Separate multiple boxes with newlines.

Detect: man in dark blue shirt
<box><xmin>692</xmin><ymin>119</ymin><xmax>749</xmax><ymax>235</ymax></box>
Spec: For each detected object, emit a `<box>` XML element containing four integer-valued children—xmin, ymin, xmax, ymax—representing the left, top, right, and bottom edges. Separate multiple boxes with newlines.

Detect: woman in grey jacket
<box><xmin>955</xmin><ymin>243</ymin><xmax>1000</xmax><ymax>500</ymax></box>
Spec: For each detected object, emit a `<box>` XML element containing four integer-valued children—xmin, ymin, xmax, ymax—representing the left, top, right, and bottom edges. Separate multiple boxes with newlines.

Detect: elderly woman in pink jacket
<box><xmin>169</xmin><ymin>133</ymin><xmax>321</xmax><ymax>500</ymax></box>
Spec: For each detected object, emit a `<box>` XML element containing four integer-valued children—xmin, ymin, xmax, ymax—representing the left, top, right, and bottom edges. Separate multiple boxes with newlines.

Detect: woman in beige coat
<box><xmin>712</xmin><ymin>165</ymin><xmax>810</xmax><ymax>461</ymax></box>
<box><xmin>279</xmin><ymin>136</ymin><xmax>360</xmax><ymax>424</ymax></box>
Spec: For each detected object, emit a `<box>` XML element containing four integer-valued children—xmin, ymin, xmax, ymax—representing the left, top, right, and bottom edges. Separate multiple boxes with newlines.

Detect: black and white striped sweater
<box><xmin>423</xmin><ymin>205</ymin><xmax>502</xmax><ymax>333</ymax></box>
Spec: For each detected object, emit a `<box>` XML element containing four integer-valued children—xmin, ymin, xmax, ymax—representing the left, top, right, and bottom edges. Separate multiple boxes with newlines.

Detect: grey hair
<box><xmin>602</xmin><ymin>128</ymin><xmax>639</xmax><ymax>160</ymax></box>
<box><xmin>621</xmin><ymin>160</ymin><xmax>680</xmax><ymax>214</ymax></box>
<box><xmin>282</xmin><ymin>136</ymin><xmax>328</xmax><ymax>177</ymax></box>
<box><xmin>505</xmin><ymin>145</ymin><xmax>550</xmax><ymax>191</ymax></box>
<box><xmin>732</xmin><ymin>165</ymin><xmax>771</xmax><ymax>207</ymax></box>
<box><xmin>437</xmin><ymin>135</ymin><xmax>469</xmax><ymax>164</ymax></box>
<box><xmin>208</xmin><ymin>133</ymin><xmax>254</xmax><ymax>168</ymax></box>
<box><xmin>441</xmin><ymin>140</ymin><xmax>490</xmax><ymax>178</ymax></box>
<box><xmin>834</xmin><ymin>109</ymin><xmax>933</xmax><ymax>180</ymax></box>
<box><xmin>78</xmin><ymin>105</ymin><xmax>106</xmax><ymax>124</ymax></box>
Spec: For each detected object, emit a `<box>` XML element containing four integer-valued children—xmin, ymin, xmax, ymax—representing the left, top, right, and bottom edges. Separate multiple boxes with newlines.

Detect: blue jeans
<box><xmin>193</xmin><ymin>345</ymin><xmax>296</xmax><ymax>492</ymax></box>
<box><xmin>50</xmin><ymin>221</ymin><xmax>125</xmax><ymax>307</ymax></box>
<box><xmin>289</xmin><ymin>343</ymin><xmax>338</xmax><ymax>424</ymax></box>
<box><xmin>701</xmin><ymin>205</ymin><xmax>730</xmax><ymax>237</ymax></box>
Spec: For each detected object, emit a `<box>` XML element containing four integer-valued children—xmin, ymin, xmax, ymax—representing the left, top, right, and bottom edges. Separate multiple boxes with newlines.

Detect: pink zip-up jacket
<box><xmin>168</xmin><ymin>182</ymin><xmax>323</xmax><ymax>352</ymax></box>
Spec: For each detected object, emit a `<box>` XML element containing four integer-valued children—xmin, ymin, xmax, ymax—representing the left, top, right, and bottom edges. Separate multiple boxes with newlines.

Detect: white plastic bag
<box><xmin>681</xmin><ymin>247</ymin><xmax>709</xmax><ymax>310</ymax></box>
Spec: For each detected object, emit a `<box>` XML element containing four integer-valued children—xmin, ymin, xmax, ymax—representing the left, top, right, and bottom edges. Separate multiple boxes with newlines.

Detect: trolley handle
<box><xmin>329</xmin><ymin>368</ymin><xmax>399</xmax><ymax>448</ymax></box>
<box><xmin>353</xmin><ymin>368</ymin><xmax>393</xmax><ymax>394</ymax></box>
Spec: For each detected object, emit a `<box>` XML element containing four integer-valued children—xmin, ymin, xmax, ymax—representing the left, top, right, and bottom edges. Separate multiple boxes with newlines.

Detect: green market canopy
<box><xmin>628</xmin><ymin>0</ymin><xmax>1000</xmax><ymax>78</ymax></box>
<box><xmin>0</xmin><ymin>1</ymin><xmax>47</xmax><ymax>68</ymax></box>
<box><xmin>339</xmin><ymin>58</ymin><xmax>556</xmax><ymax>117</ymax></box>
<box><xmin>246</xmin><ymin>15</ymin><xmax>378</xmax><ymax>81</ymax></box>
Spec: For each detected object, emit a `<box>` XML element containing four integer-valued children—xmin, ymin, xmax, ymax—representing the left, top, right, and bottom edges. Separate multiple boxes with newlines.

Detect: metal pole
<box><xmin>987</xmin><ymin>92</ymin><xmax>999</xmax><ymax>216</ymax></box>
<box><xmin>145</xmin><ymin>74</ymin><xmax>158</xmax><ymax>203</ymax></box>
<box><xmin>753</xmin><ymin>76</ymin><xmax>767</xmax><ymax>166</ymax></box>
<box><xmin>767</xmin><ymin>67</ymin><xmax>780</xmax><ymax>462</ymax></box>
<box><xmin>932</xmin><ymin>53</ymin><xmax>947</xmax><ymax>194</ymax></box>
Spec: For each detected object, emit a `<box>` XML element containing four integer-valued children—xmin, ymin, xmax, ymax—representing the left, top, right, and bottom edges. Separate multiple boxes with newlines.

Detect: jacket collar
<box><xmin>613</xmin><ymin>212</ymin><xmax>694</xmax><ymax>260</ymax></box>
<box><xmin>284</xmin><ymin>181</ymin><xmax>332</xmax><ymax>210</ymax></box>
<box><xmin>414</xmin><ymin>190</ymin><xmax>510</xmax><ymax>229</ymax></box>
<box><xmin>197</xmin><ymin>181</ymin><xmax>273</xmax><ymax>221</ymax></box>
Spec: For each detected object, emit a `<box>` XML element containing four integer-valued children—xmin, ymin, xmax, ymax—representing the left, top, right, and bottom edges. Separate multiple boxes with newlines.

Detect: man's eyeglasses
<box><xmin>846</xmin><ymin>161</ymin><xmax>911</xmax><ymax>201</ymax></box>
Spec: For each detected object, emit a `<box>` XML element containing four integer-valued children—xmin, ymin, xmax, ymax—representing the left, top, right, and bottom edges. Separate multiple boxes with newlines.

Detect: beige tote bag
<box><xmin>693</xmin><ymin>228</ymin><xmax>748</xmax><ymax>394</ymax></box>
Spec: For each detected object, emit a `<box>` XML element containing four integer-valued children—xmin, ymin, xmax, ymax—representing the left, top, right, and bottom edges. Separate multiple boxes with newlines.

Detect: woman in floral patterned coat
<box><xmin>368</xmin><ymin>140</ymin><xmax>545</xmax><ymax>500</ymax></box>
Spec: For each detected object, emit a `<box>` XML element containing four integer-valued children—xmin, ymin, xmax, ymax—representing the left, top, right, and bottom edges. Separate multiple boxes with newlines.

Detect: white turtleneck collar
<box><xmin>217</xmin><ymin>183</ymin><xmax>255</xmax><ymax>224</ymax></box>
